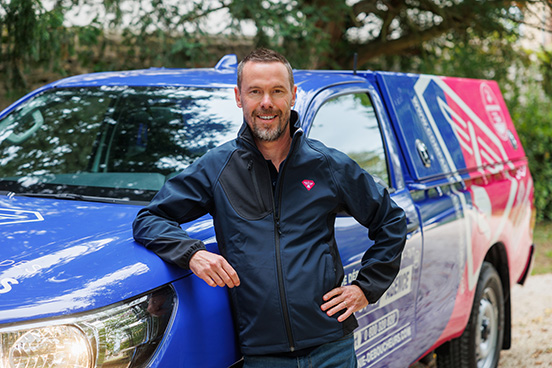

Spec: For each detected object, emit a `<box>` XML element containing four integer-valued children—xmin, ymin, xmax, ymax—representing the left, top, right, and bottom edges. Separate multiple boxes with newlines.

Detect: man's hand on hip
<box><xmin>189</xmin><ymin>250</ymin><xmax>240</xmax><ymax>288</ymax></box>
<box><xmin>321</xmin><ymin>285</ymin><xmax>369</xmax><ymax>322</ymax></box>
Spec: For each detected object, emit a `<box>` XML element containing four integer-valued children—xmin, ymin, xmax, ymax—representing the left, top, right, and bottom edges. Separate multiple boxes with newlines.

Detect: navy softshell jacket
<box><xmin>133</xmin><ymin>111</ymin><xmax>407</xmax><ymax>355</ymax></box>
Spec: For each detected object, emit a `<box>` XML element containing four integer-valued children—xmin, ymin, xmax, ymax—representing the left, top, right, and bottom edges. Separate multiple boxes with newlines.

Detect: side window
<box><xmin>308</xmin><ymin>93</ymin><xmax>390</xmax><ymax>187</ymax></box>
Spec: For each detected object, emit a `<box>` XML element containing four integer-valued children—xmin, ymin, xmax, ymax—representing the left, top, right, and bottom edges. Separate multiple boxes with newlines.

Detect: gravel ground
<box><xmin>410</xmin><ymin>273</ymin><xmax>552</xmax><ymax>368</ymax></box>
<box><xmin>499</xmin><ymin>273</ymin><xmax>552</xmax><ymax>367</ymax></box>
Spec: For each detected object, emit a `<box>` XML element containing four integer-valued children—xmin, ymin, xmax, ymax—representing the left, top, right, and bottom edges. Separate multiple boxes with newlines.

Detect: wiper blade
<box><xmin>17</xmin><ymin>192</ymin><xmax>83</xmax><ymax>200</ymax></box>
<box><xmin>12</xmin><ymin>192</ymin><xmax>129</xmax><ymax>204</ymax></box>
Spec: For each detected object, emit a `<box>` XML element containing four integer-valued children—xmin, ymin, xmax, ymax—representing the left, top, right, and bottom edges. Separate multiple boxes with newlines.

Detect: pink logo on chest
<box><xmin>302</xmin><ymin>180</ymin><xmax>315</xmax><ymax>191</ymax></box>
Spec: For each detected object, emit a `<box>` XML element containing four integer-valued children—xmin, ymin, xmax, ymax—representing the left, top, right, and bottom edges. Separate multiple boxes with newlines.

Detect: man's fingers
<box><xmin>203</xmin><ymin>263</ymin><xmax>237</xmax><ymax>288</ymax></box>
<box><xmin>321</xmin><ymin>286</ymin><xmax>348</xmax><ymax>311</ymax></box>
<box><xmin>320</xmin><ymin>292</ymin><xmax>343</xmax><ymax>311</ymax></box>
<box><xmin>322</xmin><ymin>286</ymin><xmax>342</xmax><ymax>302</ymax></box>
<box><xmin>189</xmin><ymin>250</ymin><xmax>240</xmax><ymax>288</ymax></box>
<box><xmin>213</xmin><ymin>263</ymin><xmax>240</xmax><ymax>288</ymax></box>
<box><xmin>209</xmin><ymin>271</ymin><xmax>226</xmax><ymax>287</ymax></box>
<box><xmin>337</xmin><ymin>308</ymin><xmax>353</xmax><ymax>322</ymax></box>
<box><xmin>221</xmin><ymin>260</ymin><xmax>241</xmax><ymax>287</ymax></box>
<box><xmin>323</xmin><ymin>299</ymin><xmax>355</xmax><ymax>322</ymax></box>
<box><xmin>324</xmin><ymin>299</ymin><xmax>348</xmax><ymax>316</ymax></box>
<box><xmin>320</xmin><ymin>285</ymin><xmax>369</xmax><ymax>321</ymax></box>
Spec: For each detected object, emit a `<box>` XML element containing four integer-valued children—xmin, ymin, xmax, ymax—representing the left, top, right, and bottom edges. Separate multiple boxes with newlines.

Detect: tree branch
<box><xmin>356</xmin><ymin>21</ymin><xmax>452</xmax><ymax>64</ymax></box>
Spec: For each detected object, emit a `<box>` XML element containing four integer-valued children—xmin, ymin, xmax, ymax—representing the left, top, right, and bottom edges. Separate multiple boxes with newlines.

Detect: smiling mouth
<box><xmin>258</xmin><ymin>115</ymin><xmax>277</xmax><ymax>120</ymax></box>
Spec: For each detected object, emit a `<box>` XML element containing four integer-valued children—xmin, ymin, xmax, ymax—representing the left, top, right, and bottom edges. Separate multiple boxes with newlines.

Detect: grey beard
<box><xmin>252</xmin><ymin>120</ymin><xmax>288</xmax><ymax>142</ymax></box>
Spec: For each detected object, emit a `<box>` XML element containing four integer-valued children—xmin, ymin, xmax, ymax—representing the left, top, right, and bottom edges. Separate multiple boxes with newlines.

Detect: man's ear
<box><xmin>291</xmin><ymin>85</ymin><xmax>297</xmax><ymax>107</ymax></box>
<box><xmin>234</xmin><ymin>86</ymin><xmax>242</xmax><ymax>108</ymax></box>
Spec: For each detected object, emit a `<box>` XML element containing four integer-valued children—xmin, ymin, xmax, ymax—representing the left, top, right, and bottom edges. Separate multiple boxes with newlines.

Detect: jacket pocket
<box><xmin>228</xmin><ymin>260</ymin><xmax>290</xmax><ymax>352</ymax></box>
<box><xmin>323</xmin><ymin>251</ymin><xmax>338</xmax><ymax>293</ymax></box>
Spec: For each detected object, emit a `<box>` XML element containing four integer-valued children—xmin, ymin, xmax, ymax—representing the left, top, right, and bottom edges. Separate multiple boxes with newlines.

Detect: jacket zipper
<box><xmin>272</xmin><ymin>130</ymin><xmax>302</xmax><ymax>352</ymax></box>
<box><xmin>241</xmin><ymin>127</ymin><xmax>303</xmax><ymax>352</ymax></box>
<box><xmin>273</xmin><ymin>178</ymin><xmax>295</xmax><ymax>351</ymax></box>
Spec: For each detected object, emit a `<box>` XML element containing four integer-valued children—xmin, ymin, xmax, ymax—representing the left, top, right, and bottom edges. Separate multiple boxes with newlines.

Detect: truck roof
<box><xmin>46</xmin><ymin>54</ymin><xmax>372</xmax><ymax>95</ymax></box>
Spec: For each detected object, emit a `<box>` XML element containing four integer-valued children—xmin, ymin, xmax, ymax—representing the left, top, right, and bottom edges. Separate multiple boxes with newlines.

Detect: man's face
<box><xmin>235</xmin><ymin>61</ymin><xmax>297</xmax><ymax>142</ymax></box>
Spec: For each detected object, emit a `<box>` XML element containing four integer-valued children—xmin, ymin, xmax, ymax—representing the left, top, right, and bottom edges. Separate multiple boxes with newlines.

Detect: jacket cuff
<box><xmin>351</xmin><ymin>279</ymin><xmax>374</xmax><ymax>304</ymax></box>
<box><xmin>180</xmin><ymin>241</ymin><xmax>207</xmax><ymax>270</ymax></box>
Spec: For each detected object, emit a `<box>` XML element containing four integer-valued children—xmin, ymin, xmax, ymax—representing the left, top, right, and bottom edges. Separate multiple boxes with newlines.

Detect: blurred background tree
<box><xmin>1</xmin><ymin>0</ymin><xmax>551</xmax><ymax>219</ymax></box>
<box><xmin>2</xmin><ymin>0</ymin><xmax>549</xmax><ymax>84</ymax></box>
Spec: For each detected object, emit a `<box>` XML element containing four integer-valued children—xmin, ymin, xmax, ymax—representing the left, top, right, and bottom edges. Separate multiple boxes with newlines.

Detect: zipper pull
<box><xmin>276</xmin><ymin>219</ymin><xmax>282</xmax><ymax>235</ymax></box>
<box><xmin>247</xmin><ymin>160</ymin><xmax>253</xmax><ymax>171</ymax></box>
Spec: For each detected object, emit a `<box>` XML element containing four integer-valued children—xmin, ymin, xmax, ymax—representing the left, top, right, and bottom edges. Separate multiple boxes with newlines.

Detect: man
<box><xmin>133</xmin><ymin>48</ymin><xmax>407</xmax><ymax>367</ymax></box>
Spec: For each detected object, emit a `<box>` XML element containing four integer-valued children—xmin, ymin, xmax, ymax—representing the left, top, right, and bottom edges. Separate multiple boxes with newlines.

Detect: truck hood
<box><xmin>0</xmin><ymin>196</ymin><xmax>215</xmax><ymax>324</ymax></box>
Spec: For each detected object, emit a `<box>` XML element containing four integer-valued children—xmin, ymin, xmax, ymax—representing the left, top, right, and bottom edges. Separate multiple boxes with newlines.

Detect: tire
<box><xmin>436</xmin><ymin>262</ymin><xmax>505</xmax><ymax>368</ymax></box>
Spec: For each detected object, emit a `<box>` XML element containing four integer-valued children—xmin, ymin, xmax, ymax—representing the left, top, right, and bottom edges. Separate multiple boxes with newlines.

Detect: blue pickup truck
<box><xmin>0</xmin><ymin>55</ymin><xmax>534</xmax><ymax>368</ymax></box>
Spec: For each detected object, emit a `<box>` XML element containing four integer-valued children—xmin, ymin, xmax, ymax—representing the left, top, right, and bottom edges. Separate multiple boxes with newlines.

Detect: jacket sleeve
<box><xmin>332</xmin><ymin>152</ymin><xmax>407</xmax><ymax>304</ymax></box>
<box><xmin>132</xmin><ymin>155</ymin><xmax>217</xmax><ymax>270</ymax></box>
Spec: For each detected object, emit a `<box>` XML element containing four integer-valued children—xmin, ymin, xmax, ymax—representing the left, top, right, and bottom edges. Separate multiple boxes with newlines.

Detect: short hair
<box><xmin>237</xmin><ymin>48</ymin><xmax>294</xmax><ymax>90</ymax></box>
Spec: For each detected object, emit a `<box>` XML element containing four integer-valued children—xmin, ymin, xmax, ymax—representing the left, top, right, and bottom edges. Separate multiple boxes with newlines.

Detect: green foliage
<box><xmin>536</xmin><ymin>48</ymin><xmax>552</xmax><ymax>97</ymax></box>
<box><xmin>225</xmin><ymin>0</ymin><xmax>346</xmax><ymax>69</ymax></box>
<box><xmin>365</xmin><ymin>28</ymin><xmax>527</xmax><ymax>86</ymax></box>
<box><xmin>2</xmin><ymin>0</ymin><xmax>544</xmax><ymax>85</ymax></box>
<box><xmin>0</xmin><ymin>0</ymin><xmax>75</xmax><ymax>100</ymax></box>
<box><xmin>511</xmin><ymin>85</ymin><xmax>552</xmax><ymax>221</ymax></box>
<box><xmin>532</xmin><ymin>221</ymin><xmax>552</xmax><ymax>274</ymax></box>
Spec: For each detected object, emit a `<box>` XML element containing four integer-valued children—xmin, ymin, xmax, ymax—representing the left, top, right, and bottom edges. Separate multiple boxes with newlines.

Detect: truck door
<box><xmin>375</xmin><ymin>71</ymin><xmax>476</xmax><ymax>357</ymax></box>
<box><xmin>303</xmin><ymin>81</ymin><xmax>423</xmax><ymax>368</ymax></box>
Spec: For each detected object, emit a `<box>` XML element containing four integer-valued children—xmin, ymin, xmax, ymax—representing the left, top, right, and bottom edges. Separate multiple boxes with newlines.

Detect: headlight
<box><xmin>0</xmin><ymin>285</ymin><xmax>176</xmax><ymax>368</ymax></box>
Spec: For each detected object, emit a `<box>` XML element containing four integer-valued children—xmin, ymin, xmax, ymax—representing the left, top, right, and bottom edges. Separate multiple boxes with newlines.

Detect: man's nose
<box><xmin>260</xmin><ymin>93</ymin><xmax>273</xmax><ymax>109</ymax></box>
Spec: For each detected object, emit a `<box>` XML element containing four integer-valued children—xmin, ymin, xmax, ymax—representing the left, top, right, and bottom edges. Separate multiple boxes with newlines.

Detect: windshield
<box><xmin>0</xmin><ymin>86</ymin><xmax>243</xmax><ymax>202</ymax></box>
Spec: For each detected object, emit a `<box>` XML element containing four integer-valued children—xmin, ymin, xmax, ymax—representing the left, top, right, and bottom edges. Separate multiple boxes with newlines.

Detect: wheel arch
<box><xmin>483</xmin><ymin>242</ymin><xmax>511</xmax><ymax>350</ymax></box>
